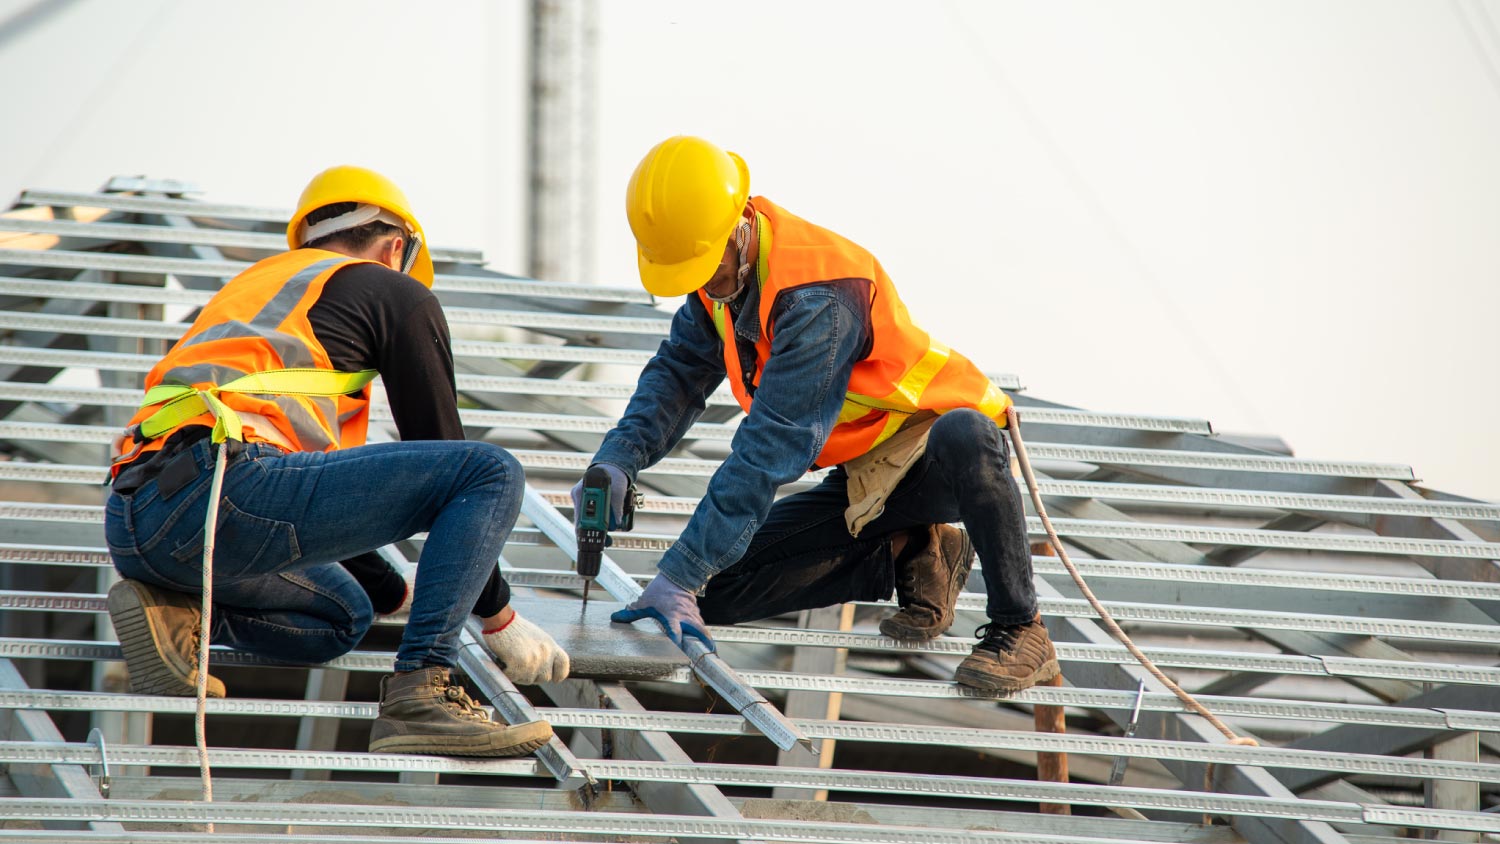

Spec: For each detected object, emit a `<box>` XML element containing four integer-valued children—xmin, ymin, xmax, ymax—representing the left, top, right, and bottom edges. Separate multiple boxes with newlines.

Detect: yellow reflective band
<box><xmin>137</xmin><ymin>368</ymin><xmax>377</xmax><ymax>444</ymax></box>
<box><xmin>711</xmin><ymin>302</ymin><xmax>728</xmax><ymax>341</ymax></box>
<box><xmin>878</xmin><ymin>339</ymin><xmax>951</xmax><ymax>410</ymax></box>
<box><xmin>866</xmin><ymin>410</ymin><xmax>910</xmax><ymax>451</ymax></box>
<box><xmin>976</xmin><ymin>383</ymin><xmax>1009</xmax><ymax>420</ymax></box>
<box><xmin>755</xmin><ymin>212</ymin><xmax>771</xmax><ymax>286</ymax></box>
<box><xmin>836</xmin><ymin>398</ymin><xmax>873</xmax><ymax>425</ymax></box>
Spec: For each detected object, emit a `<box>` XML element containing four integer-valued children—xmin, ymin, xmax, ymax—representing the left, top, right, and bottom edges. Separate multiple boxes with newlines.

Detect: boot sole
<box><xmin>954</xmin><ymin>656</ymin><xmax>1061</xmax><ymax>693</ymax></box>
<box><xmin>878</xmin><ymin>530</ymin><xmax>977</xmax><ymax>641</ymax></box>
<box><xmin>369</xmin><ymin>721</ymin><xmax>554</xmax><ymax>758</ymax></box>
<box><xmin>107</xmin><ymin>580</ymin><xmax>225</xmax><ymax>698</ymax></box>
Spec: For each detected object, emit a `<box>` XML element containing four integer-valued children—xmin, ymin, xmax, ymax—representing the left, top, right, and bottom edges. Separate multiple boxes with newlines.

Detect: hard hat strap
<box><xmin>296</xmin><ymin>203</ymin><xmax>412</xmax><ymax>247</ymax></box>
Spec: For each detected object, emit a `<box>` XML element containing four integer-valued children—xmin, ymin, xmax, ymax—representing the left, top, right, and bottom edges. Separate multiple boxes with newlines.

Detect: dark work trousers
<box><xmin>697</xmin><ymin>408</ymin><xmax>1037</xmax><ymax>629</ymax></box>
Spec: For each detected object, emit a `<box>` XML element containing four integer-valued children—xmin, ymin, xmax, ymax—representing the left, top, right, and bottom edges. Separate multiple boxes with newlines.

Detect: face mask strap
<box><xmin>400</xmin><ymin>231</ymin><xmax>422</xmax><ymax>274</ymax></box>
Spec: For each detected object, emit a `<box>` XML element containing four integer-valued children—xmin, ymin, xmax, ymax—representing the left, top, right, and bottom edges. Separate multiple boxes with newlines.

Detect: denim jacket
<box><xmin>593</xmin><ymin>280</ymin><xmax>873</xmax><ymax>593</ymax></box>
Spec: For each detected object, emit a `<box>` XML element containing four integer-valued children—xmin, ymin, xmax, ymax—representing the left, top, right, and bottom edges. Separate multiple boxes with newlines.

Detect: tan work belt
<box><xmin>842</xmin><ymin>410</ymin><xmax>940</xmax><ymax>537</ymax></box>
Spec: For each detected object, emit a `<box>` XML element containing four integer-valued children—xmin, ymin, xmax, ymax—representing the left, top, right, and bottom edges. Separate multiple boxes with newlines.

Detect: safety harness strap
<box><xmin>136</xmin><ymin>367</ymin><xmax>378</xmax><ymax>444</ymax></box>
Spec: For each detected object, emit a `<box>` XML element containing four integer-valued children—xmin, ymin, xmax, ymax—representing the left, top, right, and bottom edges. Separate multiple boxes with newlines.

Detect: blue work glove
<box><xmin>610</xmin><ymin>573</ymin><xmax>715</xmax><ymax>651</ymax></box>
<box><xmin>570</xmin><ymin>462</ymin><xmax>631</xmax><ymax>530</ymax></box>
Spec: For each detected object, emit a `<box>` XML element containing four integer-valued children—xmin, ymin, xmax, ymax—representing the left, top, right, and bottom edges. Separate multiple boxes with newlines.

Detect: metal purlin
<box><xmin>3</xmin><ymin>642</ymin><xmax>1497</xmax><ymax>731</ymax></box>
<box><xmin>0</xmin><ymin>698</ymin><xmax>1497</xmax><ymax>785</ymax></box>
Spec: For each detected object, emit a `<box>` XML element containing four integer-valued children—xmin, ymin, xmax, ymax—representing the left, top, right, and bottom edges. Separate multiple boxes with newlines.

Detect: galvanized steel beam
<box><xmin>0</xmin><ymin>797</ymin><xmax>1179</xmax><ymax>844</ymax></box>
<box><xmin>0</xmin><ymin>215</ymin><xmax>484</xmax><ymax>264</ymax></box>
<box><xmin>0</xmin><ymin>788</ymin><xmax>1494</xmax><ymax>836</ymax></box>
<box><xmin>3</xmin><ymin>637</ymin><xmax>1498</xmax><ymax>732</ymax></box>
<box><xmin>0</xmin><ymin>246</ymin><xmax>652</xmax><ymax>304</ymax></box>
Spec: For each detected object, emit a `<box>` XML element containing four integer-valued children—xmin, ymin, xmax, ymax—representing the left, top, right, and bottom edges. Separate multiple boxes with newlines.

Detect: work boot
<box><xmin>368</xmin><ymin>667</ymin><xmax>553</xmax><ymax>757</ymax></box>
<box><xmin>106</xmin><ymin>579</ymin><xmax>225</xmax><ymax>698</ymax></box>
<box><xmin>879</xmin><ymin>525</ymin><xmax>975</xmax><ymax>641</ymax></box>
<box><xmin>954</xmin><ymin>617</ymin><xmax>1060</xmax><ymax>692</ymax></box>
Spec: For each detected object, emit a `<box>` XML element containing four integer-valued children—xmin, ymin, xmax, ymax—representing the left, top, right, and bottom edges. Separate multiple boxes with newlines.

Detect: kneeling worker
<box><xmin>105</xmin><ymin>166</ymin><xmax>566</xmax><ymax>756</ymax></box>
<box><xmin>584</xmin><ymin>137</ymin><xmax>1058</xmax><ymax>692</ymax></box>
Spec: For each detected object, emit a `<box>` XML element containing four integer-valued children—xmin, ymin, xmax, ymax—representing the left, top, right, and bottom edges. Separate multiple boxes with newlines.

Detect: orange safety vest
<box><xmin>112</xmin><ymin>249</ymin><xmax>377</xmax><ymax>475</ymax></box>
<box><xmin>699</xmin><ymin>197</ymin><xmax>1009</xmax><ymax>468</ymax></box>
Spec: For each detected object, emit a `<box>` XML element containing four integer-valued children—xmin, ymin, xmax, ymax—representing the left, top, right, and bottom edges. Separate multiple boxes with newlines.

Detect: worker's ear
<box><xmin>383</xmin><ymin>235</ymin><xmax>406</xmax><ymax>272</ymax></box>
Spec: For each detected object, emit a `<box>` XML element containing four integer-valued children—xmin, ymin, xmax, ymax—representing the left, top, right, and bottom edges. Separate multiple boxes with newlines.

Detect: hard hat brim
<box><xmin>636</xmin><ymin>232</ymin><xmax>730</xmax><ymax>299</ymax></box>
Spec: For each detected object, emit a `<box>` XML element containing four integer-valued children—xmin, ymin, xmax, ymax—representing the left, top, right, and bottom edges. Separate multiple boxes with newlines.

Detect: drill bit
<box><xmin>581</xmin><ymin>578</ymin><xmax>591</xmax><ymax>610</ymax></box>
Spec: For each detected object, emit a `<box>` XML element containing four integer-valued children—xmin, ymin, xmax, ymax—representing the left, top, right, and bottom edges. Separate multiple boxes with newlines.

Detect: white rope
<box><xmin>195</xmin><ymin>441</ymin><xmax>229</xmax><ymax>829</ymax></box>
<box><xmin>1006</xmin><ymin>405</ymin><xmax>1258</xmax><ymax>748</ymax></box>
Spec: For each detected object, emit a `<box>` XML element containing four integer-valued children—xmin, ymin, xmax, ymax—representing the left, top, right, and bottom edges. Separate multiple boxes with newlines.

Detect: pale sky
<box><xmin>1</xmin><ymin>0</ymin><xmax>1495</xmax><ymax>501</ymax></box>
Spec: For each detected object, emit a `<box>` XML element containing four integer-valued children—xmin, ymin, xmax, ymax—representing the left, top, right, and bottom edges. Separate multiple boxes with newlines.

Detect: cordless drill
<box><xmin>575</xmin><ymin>465</ymin><xmax>636</xmax><ymax>608</ymax></box>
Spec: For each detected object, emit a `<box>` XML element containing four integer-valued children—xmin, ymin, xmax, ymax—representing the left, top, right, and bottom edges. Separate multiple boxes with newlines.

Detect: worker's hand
<box><xmin>483</xmin><ymin>609</ymin><xmax>570</xmax><ymax>684</ymax></box>
<box><xmin>610</xmin><ymin>573</ymin><xmax>714</xmax><ymax>651</ymax></box>
<box><xmin>569</xmin><ymin>462</ymin><xmax>631</xmax><ymax>530</ymax></box>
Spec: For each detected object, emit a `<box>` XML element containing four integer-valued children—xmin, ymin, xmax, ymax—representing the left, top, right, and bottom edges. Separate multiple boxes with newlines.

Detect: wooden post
<box><xmin>1030</xmin><ymin>539</ymin><xmax>1070</xmax><ymax>815</ymax></box>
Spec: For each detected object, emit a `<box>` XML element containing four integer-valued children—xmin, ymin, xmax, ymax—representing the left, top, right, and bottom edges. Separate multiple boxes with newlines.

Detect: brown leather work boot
<box><xmin>879</xmin><ymin>525</ymin><xmax>975</xmax><ymax>641</ymax></box>
<box><xmin>368</xmin><ymin>667</ymin><xmax>553</xmax><ymax>757</ymax></box>
<box><xmin>954</xmin><ymin>617</ymin><xmax>1060</xmax><ymax>692</ymax></box>
<box><xmin>106</xmin><ymin>579</ymin><xmax>225</xmax><ymax>698</ymax></box>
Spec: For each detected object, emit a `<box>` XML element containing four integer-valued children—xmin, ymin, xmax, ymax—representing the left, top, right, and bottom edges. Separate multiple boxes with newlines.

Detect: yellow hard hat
<box><xmin>625</xmin><ymin>136</ymin><xmax>750</xmax><ymax>298</ymax></box>
<box><xmin>287</xmin><ymin>165</ymin><xmax>434</xmax><ymax>287</ymax></box>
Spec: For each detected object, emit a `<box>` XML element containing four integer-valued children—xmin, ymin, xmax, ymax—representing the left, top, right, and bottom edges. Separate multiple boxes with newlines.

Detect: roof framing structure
<box><xmin>0</xmin><ymin>178</ymin><xmax>1494</xmax><ymax>843</ymax></box>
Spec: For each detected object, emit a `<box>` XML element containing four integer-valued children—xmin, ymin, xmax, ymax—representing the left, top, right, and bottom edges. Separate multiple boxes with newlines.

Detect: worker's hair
<box><xmin>301</xmin><ymin>201</ymin><xmax>404</xmax><ymax>253</ymax></box>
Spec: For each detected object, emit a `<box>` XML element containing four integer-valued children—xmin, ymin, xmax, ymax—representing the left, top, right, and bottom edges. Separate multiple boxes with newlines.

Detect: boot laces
<box><xmin>438</xmin><ymin>678</ymin><xmax>491</xmax><ymax>721</ymax></box>
<box><xmin>974</xmin><ymin>622</ymin><xmax>1024</xmax><ymax>656</ymax></box>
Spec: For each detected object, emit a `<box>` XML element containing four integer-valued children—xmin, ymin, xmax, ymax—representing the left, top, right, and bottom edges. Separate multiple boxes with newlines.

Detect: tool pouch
<box><xmin>842</xmin><ymin>410</ymin><xmax>939</xmax><ymax>537</ymax></box>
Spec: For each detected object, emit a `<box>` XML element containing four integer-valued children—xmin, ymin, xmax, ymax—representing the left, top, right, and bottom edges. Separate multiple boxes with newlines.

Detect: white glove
<box><xmin>392</xmin><ymin>567</ymin><xmax>417</xmax><ymax>616</ymax></box>
<box><xmin>482</xmin><ymin>610</ymin><xmax>570</xmax><ymax>684</ymax></box>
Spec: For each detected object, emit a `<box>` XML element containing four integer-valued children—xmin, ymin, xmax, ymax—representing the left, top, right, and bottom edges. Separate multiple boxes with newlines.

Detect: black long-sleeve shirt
<box><xmin>310</xmin><ymin>263</ymin><xmax>508</xmax><ymax>616</ymax></box>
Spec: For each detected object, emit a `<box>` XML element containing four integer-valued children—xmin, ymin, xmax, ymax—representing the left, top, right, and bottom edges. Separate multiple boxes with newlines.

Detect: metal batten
<box><xmin>0</xmin><ymin>301</ymin><xmax>670</xmax><ymax>342</ymax></box>
<box><xmin>0</xmin><ymin>306</ymin><xmax>1025</xmax><ymax>391</ymax></box>
<box><xmin>12</xmin><ymin>539</ymin><xmax>1496</xmax><ymax>606</ymax></box>
<box><xmin>0</xmin><ymin>247</ymin><xmax>652</xmax><ymax>304</ymax></box>
<box><xmin>2</xmin><ymin>569</ymin><xmax>1497</xmax><ymax>686</ymax></box>
<box><xmin>0</xmin><ymin>693</ymin><xmax>1496</xmax><ymax>784</ymax></box>
<box><xmin>0</xmin><ymin>404</ymin><xmax>1411</xmax><ymax>484</ymax></box>
<box><xmin>488</xmin><ymin>518</ymin><xmax>1500</xmax><ymax>562</ymax></box>
<box><xmin>12</xmin><ymin>580</ymin><xmax>1494</xmax><ymax>648</ymax></box>
<box><xmin>0</xmin><ymin>796</ymin><xmax>1212</xmax><ymax>844</ymax></box>
<box><xmin>19</xmin><ymin>188</ymin><xmax>294</xmax><ymax>222</ymax></box>
<box><xmin>4</xmin><ymin>638</ymin><xmax>1498</xmax><ymax>733</ymax></box>
<box><xmin>502</xmin><ymin>558</ymin><xmax>1500</xmax><ymax>605</ymax></box>
<box><xmin>0</xmin><ymin>216</ymin><xmax>487</xmax><ymax>263</ymax></box>
<box><xmin>0</xmin><ymin>790</ymin><xmax>1495</xmax><ymax>835</ymax></box>
<box><xmin>1036</xmin><ymin>478</ymin><xmax>1500</xmax><ymax>522</ymax></box>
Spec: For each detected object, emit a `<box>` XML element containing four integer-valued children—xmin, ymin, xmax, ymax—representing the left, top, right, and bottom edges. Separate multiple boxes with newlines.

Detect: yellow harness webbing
<box><xmin>136</xmin><ymin>367</ymin><xmax>377</xmax><ymax>445</ymax></box>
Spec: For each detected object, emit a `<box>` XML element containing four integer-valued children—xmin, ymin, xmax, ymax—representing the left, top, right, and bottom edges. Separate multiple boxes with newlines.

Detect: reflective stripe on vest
<box><xmin>114</xmin><ymin>250</ymin><xmax>381</xmax><ymax>475</ymax></box>
<box><xmin>701</xmin><ymin>198</ymin><xmax>1009</xmax><ymax>467</ymax></box>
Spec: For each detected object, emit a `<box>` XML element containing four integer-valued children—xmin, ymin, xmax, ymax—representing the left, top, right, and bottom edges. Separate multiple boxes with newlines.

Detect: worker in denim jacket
<box><xmin>576</xmin><ymin>137</ymin><xmax>1058</xmax><ymax>692</ymax></box>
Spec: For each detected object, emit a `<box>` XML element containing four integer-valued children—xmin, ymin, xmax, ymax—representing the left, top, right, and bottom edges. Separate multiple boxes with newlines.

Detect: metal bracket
<box><xmin>85</xmin><ymin>727</ymin><xmax>110</xmax><ymax>798</ymax></box>
<box><xmin>1107</xmin><ymin>678</ymin><xmax>1147</xmax><ymax>788</ymax></box>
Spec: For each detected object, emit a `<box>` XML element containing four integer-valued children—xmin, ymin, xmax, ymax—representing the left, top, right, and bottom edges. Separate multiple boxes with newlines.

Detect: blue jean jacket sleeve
<box><xmin>592</xmin><ymin>294</ymin><xmax>726</xmax><ymax>478</ymax></box>
<box><xmin>656</xmin><ymin>286</ymin><xmax>868</xmax><ymax>593</ymax></box>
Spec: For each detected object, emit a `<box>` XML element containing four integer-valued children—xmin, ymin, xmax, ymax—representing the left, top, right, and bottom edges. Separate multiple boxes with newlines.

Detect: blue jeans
<box><xmin>697</xmin><ymin>409</ymin><xmax>1038</xmax><ymax>628</ymax></box>
<box><xmin>105</xmin><ymin>437</ymin><xmax>524</xmax><ymax>672</ymax></box>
